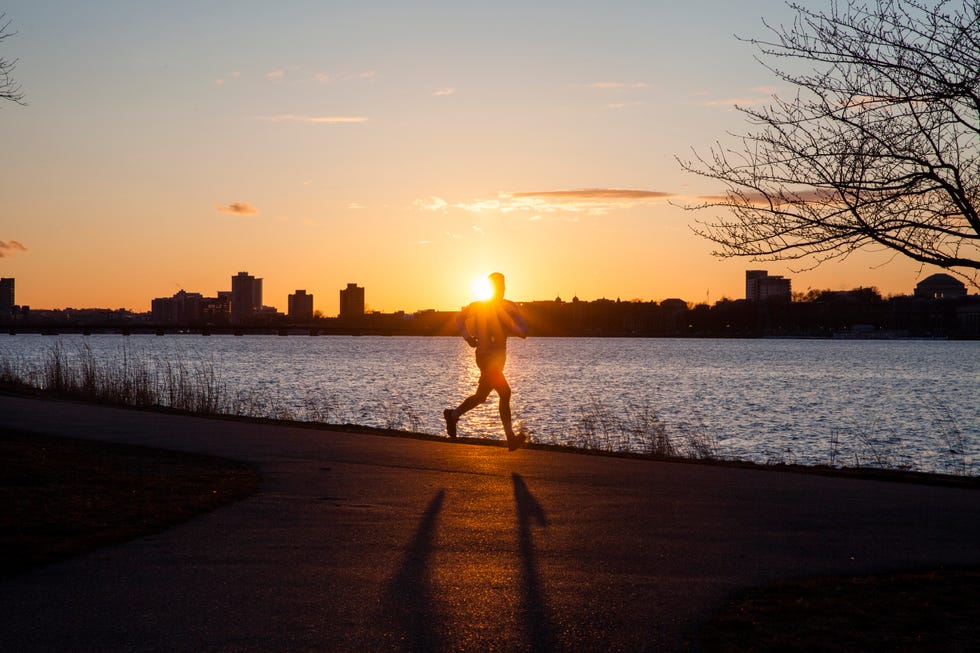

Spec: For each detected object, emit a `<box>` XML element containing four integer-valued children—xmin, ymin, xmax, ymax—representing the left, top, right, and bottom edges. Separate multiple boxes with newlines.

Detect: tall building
<box><xmin>0</xmin><ymin>278</ymin><xmax>13</xmax><ymax>318</ymax></box>
<box><xmin>339</xmin><ymin>283</ymin><xmax>365</xmax><ymax>319</ymax></box>
<box><xmin>745</xmin><ymin>270</ymin><xmax>791</xmax><ymax>302</ymax></box>
<box><xmin>152</xmin><ymin>290</ymin><xmax>205</xmax><ymax>324</ymax></box>
<box><xmin>288</xmin><ymin>289</ymin><xmax>314</xmax><ymax>321</ymax></box>
<box><xmin>231</xmin><ymin>271</ymin><xmax>262</xmax><ymax>324</ymax></box>
<box><xmin>205</xmin><ymin>294</ymin><xmax>232</xmax><ymax>324</ymax></box>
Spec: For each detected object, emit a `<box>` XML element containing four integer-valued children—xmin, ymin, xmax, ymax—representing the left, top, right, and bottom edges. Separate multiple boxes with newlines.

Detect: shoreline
<box><xmin>5</xmin><ymin>384</ymin><xmax>978</xmax><ymax>489</ymax></box>
<box><xmin>4</xmin><ymin>327</ymin><xmax>979</xmax><ymax>340</ymax></box>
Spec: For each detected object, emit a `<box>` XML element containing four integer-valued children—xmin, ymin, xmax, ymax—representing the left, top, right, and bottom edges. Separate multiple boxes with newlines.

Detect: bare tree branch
<box><xmin>0</xmin><ymin>14</ymin><xmax>25</xmax><ymax>106</ymax></box>
<box><xmin>678</xmin><ymin>0</ymin><xmax>980</xmax><ymax>287</ymax></box>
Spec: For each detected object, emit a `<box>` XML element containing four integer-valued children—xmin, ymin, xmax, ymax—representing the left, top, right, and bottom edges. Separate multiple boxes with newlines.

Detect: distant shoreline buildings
<box><xmin>339</xmin><ymin>283</ymin><xmax>365</xmax><ymax>321</ymax></box>
<box><xmin>148</xmin><ymin>275</ymin><xmax>371</xmax><ymax>328</ymax></box>
<box><xmin>1</xmin><ymin>270</ymin><xmax>977</xmax><ymax>338</ymax></box>
<box><xmin>150</xmin><ymin>271</ymin><xmax>302</xmax><ymax>326</ymax></box>
<box><xmin>288</xmin><ymin>290</ymin><xmax>314</xmax><ymax>322</ymax></box>
<box><xmin>230</xmin><ymin>271</ymin><xmax>262</xmax><ymax>325</ymax></box>
<box><xmin>0</xmin><ymin>278</ymin><xmax>14</xmax><ymax>319</ymax></box>
<box><xmin>745</xmin><ymin>270</ymin><xmax>791</xmax><ymax>302</ymax></box>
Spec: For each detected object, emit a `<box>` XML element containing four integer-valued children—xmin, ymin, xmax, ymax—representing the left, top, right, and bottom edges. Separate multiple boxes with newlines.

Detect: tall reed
<box><xmin>575</xmin><ymin>394</ymin><xmax>677</xmax><ymax>457</ymax></box>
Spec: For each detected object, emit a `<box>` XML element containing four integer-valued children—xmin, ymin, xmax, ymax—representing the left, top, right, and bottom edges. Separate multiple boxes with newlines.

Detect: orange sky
<box><xmin>0</xmin><ymin>1</ymin><xmax>960</xmax><ymax>314</ymax></box>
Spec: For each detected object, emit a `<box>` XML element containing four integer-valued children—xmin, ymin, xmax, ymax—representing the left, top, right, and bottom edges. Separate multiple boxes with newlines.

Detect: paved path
<box><xmin>2</xmin><ymin>394</ymin><xmax>979</xmax><ymax>651</ymax></box>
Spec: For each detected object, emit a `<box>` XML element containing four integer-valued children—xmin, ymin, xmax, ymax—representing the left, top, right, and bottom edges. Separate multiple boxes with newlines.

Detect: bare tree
<box><xmin>0</xmin><ymin>14</ymin><xmax>25</xmax><ymax>106</ymax></box>
<box><xmin>679</xmin><ymin>0</ymin><xmax>980</xmax><ymax>285</ymax></box>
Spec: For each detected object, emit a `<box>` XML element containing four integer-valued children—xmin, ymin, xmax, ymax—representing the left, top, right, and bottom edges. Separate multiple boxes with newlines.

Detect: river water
<box><xmin>1</xmin><ymin>334</ymin><xmax>976</xmax><ymax>474</ymax></box>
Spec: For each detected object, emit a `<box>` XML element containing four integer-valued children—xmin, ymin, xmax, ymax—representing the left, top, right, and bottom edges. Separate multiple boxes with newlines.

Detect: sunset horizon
<box><xmin>0</xmin><ymin>1</ymin><xmax>965</xmax><ymax>315</ymax></box>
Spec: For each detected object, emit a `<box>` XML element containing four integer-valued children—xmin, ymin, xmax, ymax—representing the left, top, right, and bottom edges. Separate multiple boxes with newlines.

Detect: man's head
<box><xmin>488</xmin><ymin>272</ymin><xmax>505</xmax><ymax>299</ymax></box>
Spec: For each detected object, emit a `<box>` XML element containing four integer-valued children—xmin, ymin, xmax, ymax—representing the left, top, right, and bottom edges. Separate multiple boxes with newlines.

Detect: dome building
<box><xmin>913</xmin><ymin>273</ymin><xmax>967</xmax><ymax>299</ymax></box>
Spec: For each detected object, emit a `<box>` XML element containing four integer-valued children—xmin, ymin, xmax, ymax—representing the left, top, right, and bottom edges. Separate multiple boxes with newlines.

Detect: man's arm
<box><xmin>456</xmin><ymin>303</ymin><xmax>479</xmax><ymax>347</ymax></box>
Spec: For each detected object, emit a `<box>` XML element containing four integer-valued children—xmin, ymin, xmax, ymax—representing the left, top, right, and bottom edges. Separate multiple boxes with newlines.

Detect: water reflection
<box><xmin>1</xmin><ymin>335</ymin><xmax>976</xmax><ymax>472</ymax></box>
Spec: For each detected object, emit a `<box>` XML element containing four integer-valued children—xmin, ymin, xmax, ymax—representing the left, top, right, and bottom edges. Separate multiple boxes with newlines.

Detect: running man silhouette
<box><xmin>444</xmin><ymin>272</ymin><xmax>528</xmax><ymax>450</ymax></box>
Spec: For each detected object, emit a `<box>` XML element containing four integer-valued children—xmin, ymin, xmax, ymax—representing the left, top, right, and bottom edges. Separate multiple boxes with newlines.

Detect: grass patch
<box><xmin>701</xmin><ymin>568</ymin><xmax>980</xmax><ymax>652</ymax></box>
<box><xmin>0</xmin><ymin>428</ymin><xmax>259</xmax><ymax>579</ymax></box>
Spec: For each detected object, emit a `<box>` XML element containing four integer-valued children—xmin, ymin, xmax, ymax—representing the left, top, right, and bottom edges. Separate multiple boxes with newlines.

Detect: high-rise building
<box><xmin>745</xmin><ymin>270</ymin><xmax>791</xmax><ymax>302</ymax></box>
<box><xmin>0</xmin><ymin>278</ymin><xmax>14</xmax><ymax>318</ymax></box>
<box><xmin>288</xmin><ymin>289</ymin><xmax>314</xmax><ymax>321</ymax></box>
<box><xmin>205</xmin><ymin>294</ymin><xmax>232</xmax><ymax>324</ymax></box>
<box><xmin>339</xmin><ymin>283</ymin><xmax>365</xmax><ymax>319</ymax></box>
<box><xmin>231</xmin><ymin>271</ymin><xmax>262</xmax><ymax>324</ymax></box>
<box><xmin>151</xmin><ymin>290</ymin><xmax>205</xmax><ymax>324</ymax></box>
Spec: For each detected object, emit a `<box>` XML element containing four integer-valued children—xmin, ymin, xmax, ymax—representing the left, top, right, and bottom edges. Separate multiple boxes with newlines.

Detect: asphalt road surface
<box><xmin>2</xmin><ymin>394</ymin><xmax>979</xmax><ymax>651</ymax></box>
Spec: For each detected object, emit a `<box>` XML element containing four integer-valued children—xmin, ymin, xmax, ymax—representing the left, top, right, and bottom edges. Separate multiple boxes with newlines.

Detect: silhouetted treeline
<box><xmin>516</xmin><ymin>291</ymin><xmax>979</xmax><ymax>338</ymax></box>
<box><xmin>4</xmin><ymin>290</ymin><xmax>978</xmax><ymax>338</ymax></box>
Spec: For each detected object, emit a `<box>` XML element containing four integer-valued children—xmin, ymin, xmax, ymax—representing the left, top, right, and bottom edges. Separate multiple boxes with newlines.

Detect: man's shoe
<box><xmin>443</xmin><ymin>409</ymin><xmax>458</xmax><ymax>438</ymax></box>
<box><xmin>506</xmin><ymin>430</ymin><xmax>526</xmax><ymax>451</ymax></box>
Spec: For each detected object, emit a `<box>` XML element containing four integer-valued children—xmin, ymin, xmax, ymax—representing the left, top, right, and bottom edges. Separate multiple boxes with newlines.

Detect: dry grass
<box><xmin>0</xmin><ymin>428</ymin><xmax>259</xmax><ymax>579</ymax></box>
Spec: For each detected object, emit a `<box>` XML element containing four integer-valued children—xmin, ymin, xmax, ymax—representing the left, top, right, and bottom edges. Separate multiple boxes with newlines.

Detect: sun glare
<box><xmin>471</xmin><ymin>275</ymin><xmax>494</xmax><ymax>301</ymax></box>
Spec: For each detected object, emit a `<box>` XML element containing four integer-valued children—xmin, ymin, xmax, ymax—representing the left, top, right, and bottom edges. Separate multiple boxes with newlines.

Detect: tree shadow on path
<box><xmin>382</xmin><ymin>489</ymin><xmax>446</xmax><ymax>652</ymax></box>
<box><xmin>512</xmin><ymin>473</ymin><xmax>557</xmax><ymax>652</ymax></box>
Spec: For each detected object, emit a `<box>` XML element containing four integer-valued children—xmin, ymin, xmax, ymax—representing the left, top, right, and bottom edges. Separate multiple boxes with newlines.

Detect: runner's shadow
<box><xmin>512</xmin><ymin>473</ymin><xmax>556</xmax><ymax>652</ymax></box>
<box><xmin>383</xmin><ymin>489</ymin><xmax>446</xmax><ymax>651</ymax></box>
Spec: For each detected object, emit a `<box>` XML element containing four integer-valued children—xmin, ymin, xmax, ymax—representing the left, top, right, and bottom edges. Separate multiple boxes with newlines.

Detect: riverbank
<box><xmin>1</xmin><ymin>390</ymin><xmax>980</xmax><ymax>650</ymax></box>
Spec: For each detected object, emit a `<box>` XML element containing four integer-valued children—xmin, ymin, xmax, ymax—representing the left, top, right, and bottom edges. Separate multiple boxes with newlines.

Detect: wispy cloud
<box><xmin>313</xmin><ymin>70</ymin><xmax>376</xmax><ymax>83</ymax></box>
<box><xmin>218</xmin><ymin>69</ymin><xmax>372</xmax><ymax>86</ymax></box>
<box><xmin>416</xmin><ymin>188</ymin><xmax>674</xmax><ymax>217</ymax></box>
<box><xmin>453</xmin><ymin>198</ymin><xmax>505</xmax><ymax>213</ymax></box>
<box><xmin>256</xmin><ymin>115</ymin><xmax>368</xmax><ymax>124</ymax></box>
<box><xmin>587</xmin><ymin>82</ymin><xmax>649</xmax><ymax>89</ymax></box>
<box><xmin>513</xmin><ymin>189</ymin><xmax>671</xmax><ymax>200</ymax></box>
<box><xmin>0</xmin><ymin>240</ymin><xmax>28</xmax><ymax>257</ymax></box>
<box><xmin>433</xmin><ymin>88</ymin><xmax>455</xmax><ymax>96</ymax></box>
<box><xmin>506</xmin><ymin>189</ymin><xmax>672</xmax><ymax>214</ymax></box>
<box><xmin>216</xmin><ymin>202</ymin><xmax>260</xmax><ymax>216</ymax></box>
<box><xmin>693</xmin><ymin>189</ymin><xmax>834</xmax><ymax>205</ymax></box>
<box><xmin>214</xmin><ymin>71</ymin><xmax>242</xmax><ymax>86</ymax></box>
<box><xmin>413</xmin><ymin>196</ymin><xmax>448</xmax><ymax>212</ymax></box>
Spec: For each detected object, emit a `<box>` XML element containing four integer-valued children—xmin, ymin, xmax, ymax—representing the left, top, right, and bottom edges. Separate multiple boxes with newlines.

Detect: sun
<box><xmin>471</xmin><ymin>275</ymin><xmax>494</xmax><ymax>301</ymax></box>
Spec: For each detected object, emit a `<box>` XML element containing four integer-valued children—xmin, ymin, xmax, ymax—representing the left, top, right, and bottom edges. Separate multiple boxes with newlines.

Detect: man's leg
<box><xmin>494</xmin><ymin>375</ymin><xmax>514</xmax><ymax>437</ymax></box>
<box><xmin>456</xmin><ymin>381</ymin><xmax>493</xmax><ymax>416</ymax></box>
<box><xmin>444</xmin><ymin>377</ymin><xmax>492</xmax><ymax>437</ymax></box>
<box><xmin>491</xmin><ymin>373</ymin><xmax>524</xmax><ymax>451</ymax></box>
